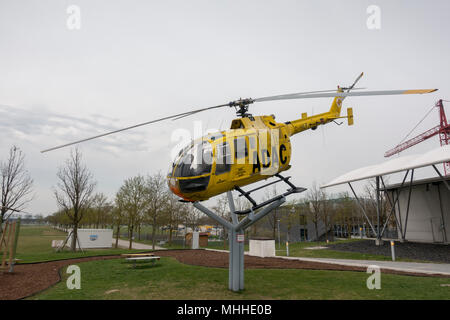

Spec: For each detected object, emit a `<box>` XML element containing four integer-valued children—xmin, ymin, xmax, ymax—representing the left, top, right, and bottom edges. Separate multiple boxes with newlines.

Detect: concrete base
<box><xmin>375</xmin><ymin>239</ymin><xmax>384</xmax><ymax>246</ymax></box>
<box><xmin>249</xmin><ymin>239</ymin><xmax>276</xmax><ymax>257</ymax></box>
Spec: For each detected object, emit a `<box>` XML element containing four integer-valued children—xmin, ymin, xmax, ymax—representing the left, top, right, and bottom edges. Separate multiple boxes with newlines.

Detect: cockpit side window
<box><xmin>174</xmin><ymin>141</ymin><xmax>213</xmax><ymax>177</ymax></box>
<box><xmin>234</xmin><ymin>136</ymin><xmax>248</xmax><ymax>160</ymax></box>
<box><xmin>207</xmin><ymin>132</ymin><xmax>224</xmax><ymax>141</ymax></box>
<box><xmin>215</xmin><ymin>142</ymin><xmax>232</xmax><ymax>175</ymax></box>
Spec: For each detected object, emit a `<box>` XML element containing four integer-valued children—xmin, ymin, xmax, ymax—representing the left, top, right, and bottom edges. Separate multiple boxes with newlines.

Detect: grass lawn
<box><xmin>11</xmin><ymin>225</ymin><xmax>145</xmax><ymax>263</ymax></box>
<box><xmin>7</xmin><ymin>225</ymin><xmax>449</xmax><ymax>300</ymax></box>
<box><xmin>31</xmin><ymin>256</ymin><xmax>450</xmax><ymax>300</ymax></box>
<box><xmin>273</xmin><ymin>240</ymin><xmax>420</xmax><ymax>262</ymax></box>
<box><xmin>155</xmin><ymin>239</ymin><xmax>420</xmax><ymax>262</ymax></box>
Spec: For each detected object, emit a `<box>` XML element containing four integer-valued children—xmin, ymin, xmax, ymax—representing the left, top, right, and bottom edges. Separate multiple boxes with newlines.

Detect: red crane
<box><xmin>384</xmin><ymin>99</ymin><xmax>450</xmax><ymax>175</ymax></box>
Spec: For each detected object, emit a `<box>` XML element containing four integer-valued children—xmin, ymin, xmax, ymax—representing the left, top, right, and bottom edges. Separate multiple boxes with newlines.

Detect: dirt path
<box><xmin>1</xmin><ymin>249</ymin><xmax>448</xmax><ymax>300</ymax></box>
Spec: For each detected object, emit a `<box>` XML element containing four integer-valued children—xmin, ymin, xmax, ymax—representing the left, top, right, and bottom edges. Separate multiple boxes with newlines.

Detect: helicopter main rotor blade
<box><xmin>346</xmin><ymin>72</ymin><xmax>364</xmax><ymax>92</ymax></box>
<box><xmin>40</xmin><ymin>84</ymin><xmax>437</xmax><ymax>153</ymax></box>
<box><xmin>249</xmin><ymin>87</ymin><xmax>368</xmax><ymax>103</ymax></box>
<box><xmin>254</xmin><ymin>89</ymin><xmax>437</xmax><ymax>103</ymax></box>
<box><xmin>40</xmin><ymin>103</ymin><xmax>229</xmax><ymax>153</ymax></box>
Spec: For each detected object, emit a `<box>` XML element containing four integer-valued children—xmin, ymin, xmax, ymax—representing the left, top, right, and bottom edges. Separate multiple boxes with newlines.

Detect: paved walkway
<box><xmin>205</xmin><ymin>248</ymin><xmax>450</xmax><ymax>276</ymax></box>
<box><xmin>277</xmin><ymin>256</ymin><xmax>450</xmax><ymax>276</ymax></box>
<box><xmin>113</xmin><ymin>239</ymin><xmax>166</xmax><ymax>250</ymax></box>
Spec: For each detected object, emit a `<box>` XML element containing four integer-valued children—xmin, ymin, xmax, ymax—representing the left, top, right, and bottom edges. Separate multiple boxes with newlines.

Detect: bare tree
<box><xmin>160</xmin><ymin>191</ymin><xmax>186</xmax><ymax>245</ymax></box>
<box><xmin>318</xmin><ymin>190</ymin><xmax>335</xmax><ymax>242</ymax></box>
<box><xmin>304</xmin><ymin>182</ymin><xmax>325</xmax><ymax>242</ymax></box>
<box><xmin>363</xmin><ymin>179</ymin><xmax>391</xmax><ymax>236</ymax></box>
<box><xmin>263</xmin><ymin>186</ymin><xmax>280</xmax><ymax>239</ymax></box>
<box><xmin>89</xmin><ymin>193</ymin><xmax>111</xmax><ymax>228</ymax></box>
<box><xmin>281</xmin><ymin>200</ymin><xmax>299</xmax><ymax>242</ymax></box>
<box><xmin>182</xmin><ymin>204</ymin><xmax>202</xmax><ymax>235</ymax></box>
<box><xmin>145</xmin><ymin>172</ymin><xmax>168</xmax><ymax>250</ymax></box>
<box><xmin>54</xmin><ymin>148</ymin><xmax>96</xmax><ymax>251</ymax></box>
<box><xmin>0</xmin><ymin>146</ymin><xmax>33</xmax><ymax>234</ymax></box>
<box><xmin>334</xmin><ymin>192</ymin><xmax>356</xmax><ymax>239</ymax></box>
<box><xmin>116</xmin><ymin>175</ymin><xmax>147</xmax><ymax>249</ymax></box>
<box><xmin>212</xmin><ymin>194</ymin><xmax>230</xmax><ymax>249</ymax></box>
<box><xmin>111</xmin><ymin>204</ymin><xmax>124</xmax><ymax>248</ymax></box>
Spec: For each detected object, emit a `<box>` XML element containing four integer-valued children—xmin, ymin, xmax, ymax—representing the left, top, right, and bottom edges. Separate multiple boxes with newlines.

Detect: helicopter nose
<box><xmin>168</xmin><ymin>177</ymin><xmax>190</xmax><ymax>201</ymax></box>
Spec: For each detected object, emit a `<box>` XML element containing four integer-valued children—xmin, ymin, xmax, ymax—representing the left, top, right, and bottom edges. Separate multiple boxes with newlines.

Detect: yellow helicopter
<box><xmin>42</xmin><ymin>73</ymin><xmax>437</xmax><ymax>212</ymax></box>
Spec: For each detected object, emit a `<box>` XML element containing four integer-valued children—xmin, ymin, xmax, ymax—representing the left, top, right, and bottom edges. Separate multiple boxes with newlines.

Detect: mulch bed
<box><xmin>1</xmin><ymin>249</ymin><xmax>448</xmax><ymax>300</ymax></box>
<box><xmin>0</xmin><ymin>255</ymin><xmax>118</xmax><ymax>300</ymax></box>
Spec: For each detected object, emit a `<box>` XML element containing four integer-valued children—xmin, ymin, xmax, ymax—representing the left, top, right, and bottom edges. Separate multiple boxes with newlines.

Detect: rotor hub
<box><xmin>229</xmin><ymin>98</ymin><xmax>254</xmax><ymax>118</ymax></box>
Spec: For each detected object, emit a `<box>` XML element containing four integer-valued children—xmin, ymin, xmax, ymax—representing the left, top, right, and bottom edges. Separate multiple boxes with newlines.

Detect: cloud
<box><xmin>0</xmin><ymin>104</ymin><xmax>163</xmax><ymax>154</ymax></box>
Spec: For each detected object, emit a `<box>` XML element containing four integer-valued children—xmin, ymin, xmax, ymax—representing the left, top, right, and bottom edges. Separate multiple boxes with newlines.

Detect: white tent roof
<box><xmin>321</xmin><ymin>145</ymin><xmax>450</xmax><ymax>188</ymax></box>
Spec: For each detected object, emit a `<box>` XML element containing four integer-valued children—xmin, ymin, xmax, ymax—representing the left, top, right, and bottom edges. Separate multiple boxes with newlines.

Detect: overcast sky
<box><xmin>1</xmin><ymin>0</ymin><xmax>449</xmax><ymax>216</ymax></box>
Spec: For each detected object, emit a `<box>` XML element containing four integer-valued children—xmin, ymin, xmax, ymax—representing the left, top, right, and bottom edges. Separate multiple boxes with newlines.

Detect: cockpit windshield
<box><xmin>173</xmin><ymin>141</ymin><xmax>213</xmax><ymax>177</ymax></box>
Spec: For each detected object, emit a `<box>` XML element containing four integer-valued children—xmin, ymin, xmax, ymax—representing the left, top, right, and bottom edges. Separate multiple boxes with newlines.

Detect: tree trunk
<box><xmin>0</xmin><ymin>217</ymin><xmax>4</xmax><ymax>237</ymax></box>
<box><xmin>71</xmin><ymin>222</ymin><xmax>78</xmax><ymax>251</ymax></box>
<box><xmin>272</xmin><ymin>217</ymin><xmax>277</xmax><ymax>239</ymax></box>
<box><xmin>115</xmin><ymin>224</ymin><xmax>120</xmax><ymax>249</ymax></box>
<box><xmin>223</xmin><ymin>228</ymin><xmax>227</xmax><ymax>250</ymax></box>
<box><xmin>128</xmin><ymin>225</ymin><xmax>134</xmax><ymax>250</ymax></box>
<box><xmin>314</xmin><ymin>220</ymin><xmax>319</xmax><ymax>242</ymax></box>
<box><xmin>151</xmin><ymin>217</ymin><xmax>156</xmax><ymax>250</ymax></box>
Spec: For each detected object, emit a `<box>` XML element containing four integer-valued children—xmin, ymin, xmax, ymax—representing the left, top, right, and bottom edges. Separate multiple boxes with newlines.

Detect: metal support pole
<box><xmin>436</xmin><ymin>184</ymin><xmax>448</xmax><ymax>243</ymax></box>
<box><xmin>228</xmin><ymin>228</ymin><xmax>234</xmax><ymax>290</ymax></box>
<box><xmin>193</xmin><ymin>194</ymin><xmax>287</xmax><ymax>292</ymax></box>
<box><xmin>228</xmin><ymin>227</ymin><xmax>245</xmax><ymax>291</ymax></box>
<box><xmin>402</xmin><ymin>169</ymin><xmax>415</xmax><ymax>240</ymax></box>
<box><xmin>431</xmin><ymin>165</ymin><xmax>449</xmax><ymax>243</ymax></box>
<box><xmin>193</xmin><ymin>202</ymin><xmax>234</xmax><ymax>230</ymax></box>
<box><xmin>234</xmin><ymin>198</ymin><xmax>286</xmax><ymax>231</ymax></box>
<box><xmin>375</xmin><ymin>176</ymin><xmax>383</xmax><ymax>245</ymax></box>
<box><xmin>432</xmin><ymin>165</ymin><xmax>450</xmax><ymax>192</ymax></box>
<box><xmin>396</xmin><ymin>189</ymin><xmax>404</xmax><ymax>241</ymax></box>
<box><xmin>227</xmin><ymin>191</ymin><xmax>238</xmax><ymax>224</ymax></box>
<box><xmin>380</xmin><ymin>173</ymin><xmax>408</xmax><ymax>239</ymax></box>
<box><xmin>348</xmin><ymin>182</ymin><xmax>377</xmax><ymax>236</ymax></box>
<box><xmin>380</xmin><ymin>171</ymin><xmax>409</xmax><ymax>236</ymax></box>
<box><xmin>231</xmin><ymin>228</ymin><xmax>240</xmax><ymax>291</ymax></box>
<box><xmin>238</xmin><ymin>229</ymin><xmax>244</xmax><ymax>290</ymax></box>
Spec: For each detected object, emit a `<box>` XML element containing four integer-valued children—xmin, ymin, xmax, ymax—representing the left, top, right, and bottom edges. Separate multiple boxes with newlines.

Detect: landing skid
<box><xmin>234</xmin><ymin>173</ymin><xmax>306</xmax><ymax>214</ymax></box>
<box><xmin>192</xmin><ymin>175</ymin><xmax>306</xmax><ymax>292</ymax></box>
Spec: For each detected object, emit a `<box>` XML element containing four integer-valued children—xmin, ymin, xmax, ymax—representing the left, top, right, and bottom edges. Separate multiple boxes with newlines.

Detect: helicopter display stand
<box><xmin>193</xmin><ymin>174</ymin><xmax>306</xmax><ymax>292</ymax></box>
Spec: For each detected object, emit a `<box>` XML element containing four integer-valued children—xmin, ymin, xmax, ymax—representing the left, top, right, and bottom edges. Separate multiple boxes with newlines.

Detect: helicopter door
<box><xmin>215</xmin><ymin>142</ymin><xmax>232</xmax><ymax>176</ymax></box>
<box><xmin>232</xmin><ymin>136</ymin><xmax>252</xmax><ymax>181</ymax></box>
